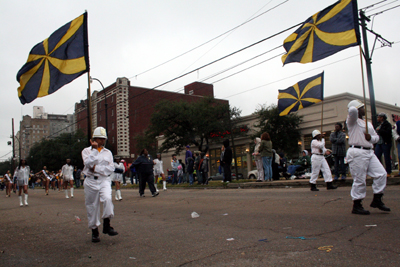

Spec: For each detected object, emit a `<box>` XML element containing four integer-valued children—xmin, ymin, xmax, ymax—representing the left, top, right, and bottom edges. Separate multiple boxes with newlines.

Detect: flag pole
<box><xmin>87</xmin><ymin>72</ymin><xmax>93</xmax><ymax>144</ymax></box>
<box><xmin>358</xmin><ymin>45</ymin><xmax>369</xmax><ymax>134</ymax></box>
<box><xmin>320</xmin><ymin>100</ymin><xmax>323</xmax><ymax>133</ymax></box>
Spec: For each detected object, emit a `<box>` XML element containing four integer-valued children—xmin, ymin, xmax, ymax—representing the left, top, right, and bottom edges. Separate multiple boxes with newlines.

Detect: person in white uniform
<box><xmin>112</xmin><ymin>157</ymin><xmax>124</xmax><ymax>201</ymax></box>
<box><xmin>82</xmin><ymin>127</ymin><xmax>118</xmax><ymax>242</ymax></box>
<box><xmin>154</xmin><ymin>153</ymin><xmax>167</xmax><ymax>191</ymax></box>
<box><xmin>346</xmin><ymin>100</ymin><xmax>391</xmax><ymax>215</ymax></box>
<box><xmin>4</xmin><ymin>170</ymin><xmax>13</xmax><ymax>197</ymax></box>
<box><xmin>61</xmin><ymin>159</ymin><xmax>74</xmax><ymax>198</ymax></box>
<box><xmin>35</xmin><ymin>166</ymin><xmax>51</xmax><ymax>195</ymax></box>
<box><xmin>14</xmin><ymin>159</ymin><xmax>30</xmax><ymax>207</ymax></box>
<box><xmin>309</xmin><ymin>130</ymin><xmax>337</xmax><ymax>191</ymax></box>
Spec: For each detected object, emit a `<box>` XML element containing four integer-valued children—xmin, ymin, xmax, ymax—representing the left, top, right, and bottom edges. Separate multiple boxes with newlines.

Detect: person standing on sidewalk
<box><xmin>221</xmin><ymin>139</ymin><xmax>233</xmax><ymax>183</ymax></box>
<box><xmin>309</xmin><ymin>130</ymin><xmax>337</xmax><ymax>191</ymax></box>
<box><xmin>346</xmin><ymin>100</ymin><xmax>390</xmax><ymax>215</ymax></box>
<box><xmin>82</xmin><ymin>127</ymin><xmax>118</xmax><ymax>242</ymax></box>
<box><xmin>375</xmin><ymin>113</ymin><xmax>393</xmax><ymax>176</ymax></box>
<box><xmin>330</xmin><ymin>122</ymin><xmax>347</xmax><ymax>180</ymax></box>
<box><xmin>171</xmin><ymin>154</ymin><xmax>179</xmax><ymax>185</ymax></box>
<box><xmin>258</xmin><ymin>133</ymin><xmax>273</xmax><ymax>182</ymax></box>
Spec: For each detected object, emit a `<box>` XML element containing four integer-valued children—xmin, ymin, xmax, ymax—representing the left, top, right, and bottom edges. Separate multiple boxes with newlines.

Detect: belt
<box><xmin>88</xmin><ymin>176</ymin><xmax>99</xmax><ymax>180</ymax></box>
<box><xmin>313</xmin><ymin>153</ymin><xmax>324</xmax><ymax>156</ymax></box>
<box><xmin>351</xmin><ymin>145</ymin><xmax>373</xmax><ymax>150</ymax></box>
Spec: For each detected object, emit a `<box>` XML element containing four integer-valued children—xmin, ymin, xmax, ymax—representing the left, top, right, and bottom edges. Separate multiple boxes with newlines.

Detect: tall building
<box><xmin>16</xmin><ymin>107</ymin><xmax>75</xmax><ymax>159</ymax></box>
<box><xmin>75</xmin><ymin>77</ymin><xmax>227</xmax><ymax>159</ymax></box>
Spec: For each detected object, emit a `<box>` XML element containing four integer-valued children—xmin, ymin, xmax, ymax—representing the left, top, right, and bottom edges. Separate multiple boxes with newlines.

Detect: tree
<box><xmin>253</xmin><ymin>104</ymin><xmax>302</xmax><ymax>157</ymax></box>
<box><xmin>28</xmin><ymin>129</ymin><xmax>87</xmax><ymax>172</ymax></box>
<box><xmin>146</xmin><ymin>97</ymin><xmax>241</xmax><ymax>154</ymax></box>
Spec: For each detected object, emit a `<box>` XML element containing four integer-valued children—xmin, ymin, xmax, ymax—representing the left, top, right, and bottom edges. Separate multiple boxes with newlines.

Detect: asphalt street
<box><xmin>0</xmin><ymin>186</ymin><xmax>399</xmax><ymax>267</ymax></box>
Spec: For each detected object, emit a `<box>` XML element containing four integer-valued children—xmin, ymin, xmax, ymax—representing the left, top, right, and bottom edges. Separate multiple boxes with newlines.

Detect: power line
<box><xmin>365</xmin><ymin>0</ymin><xmax>398</xmax><ymax>12</ymax></box>
<box><xmin>366</xmin><ymin>3</ymin><xmax>400</xmax><ymax>16</ymax></box>
<box><xmin>127</xmin><ymin>0</ymin><xmax>290</xmax><ymax>80</ymax></box>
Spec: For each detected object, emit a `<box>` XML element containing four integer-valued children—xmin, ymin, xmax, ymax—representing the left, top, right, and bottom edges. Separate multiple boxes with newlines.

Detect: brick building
<box><xmin>74</xmin><ymin>78</ymin><xmax>228</xmax><ymax>160</ymax></box>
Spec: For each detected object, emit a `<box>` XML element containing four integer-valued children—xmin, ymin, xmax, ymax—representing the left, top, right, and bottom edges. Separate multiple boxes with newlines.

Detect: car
<box><xmin>248</xmin><ymin>170</ymin><xmax>258</xmax><ymax>180</ymax></box>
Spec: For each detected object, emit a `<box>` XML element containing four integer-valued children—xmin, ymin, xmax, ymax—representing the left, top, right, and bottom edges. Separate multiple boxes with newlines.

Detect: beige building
<box><xmin>158</xmin><ymin>93</ymin><xmax>400</xmax><ymax>178</ymax></box>
<box><xmin>16</xmin><ymin>107</ymin><xmax>75</xmax><ymax>159</ymax></box>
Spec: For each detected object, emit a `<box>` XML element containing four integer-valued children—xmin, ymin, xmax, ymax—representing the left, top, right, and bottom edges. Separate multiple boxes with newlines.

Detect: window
<box><xmin>112</xmin><ymin>123</ymin><xmax>114</xmax><ymax>130</ymax></box>
<box><xmin>111</xmin><ymin>109</ymin><xmax>114</xmax><ymax>116</ymax></box>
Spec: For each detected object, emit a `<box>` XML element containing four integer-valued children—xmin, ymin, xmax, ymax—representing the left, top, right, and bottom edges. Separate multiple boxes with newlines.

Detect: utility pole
<box><xmin>359</xmin><ymin>10</ymin><xmax>378</xmax><ymax>128</ymax></box>
<box><xmin>12</xmin><ymin>118</ymin><xmax>15</xmax><ymax>172</ymax></box>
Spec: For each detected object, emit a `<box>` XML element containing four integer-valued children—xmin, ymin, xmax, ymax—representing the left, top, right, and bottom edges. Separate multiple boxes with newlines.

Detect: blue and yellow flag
<box><xmin>282</xmin><ymin>0</ymin><xmax>360</xmax><ymax>65</ymax></box>
<box><xmin>278</xmin><ymin>72</ymin><xmax>324</xmax><ymax>116</ymax></box>
<box><xmin>16</xmin><ymin>13</ymin><xmax>89</xmax><ymax>104</ymax></box>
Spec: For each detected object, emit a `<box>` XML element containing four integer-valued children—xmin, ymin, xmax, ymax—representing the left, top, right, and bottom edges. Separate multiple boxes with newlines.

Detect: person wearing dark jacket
<box><xmin>330</xmin><ymin>122</ymin><xmax>347</xmax><ymax>180</ymax></box>
<box><xmin>131</xmin><ymin>149</ymin><xmax>159</xmax><ymax>197</ymax></box>
<box><xmin>375</xmin><ymin>113</ymin><xmax>393</xmax><ymax>175</ymax></box>
<box><xmin>186</xmin><ymin>156</ymin><xmax>195</xmax><ymax>185</ymax></box>
<box><xmin>221</xmin><ymin>139</ymin><xmax>233</xmax><ymax>183</ymax></box>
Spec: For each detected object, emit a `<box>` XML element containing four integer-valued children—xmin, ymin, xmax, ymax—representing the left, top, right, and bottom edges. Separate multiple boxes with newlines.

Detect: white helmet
<box><xmin>92</xmin><ymin>127</ymin><xmax>107</xmax><ymax>139</ymax></box>
<box><xmin>348</xmin><ymin>100</ymin><xmax>364</xmax><ymax>109</ymax></box>
<box><xmin>312</xmin><ymin>130</ymin><xmax>321</xmax><ymax>138</ymax></box>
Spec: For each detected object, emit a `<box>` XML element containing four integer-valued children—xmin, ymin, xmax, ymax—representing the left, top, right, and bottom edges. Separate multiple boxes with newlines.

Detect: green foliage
<box><xmin>133</xmin><ymin>132</ymin><xmax>158</xmax><ymax>158</ymax></box>
<box><xmin>147</xmin><ymin>97</ymin><xmax>241</xmax><ymax>154</ymax></box>
<box><xmin>253</xmin><ymin>104</ymin><xmax>302</xmax><ymax>157</ymax></box>
<box><xmin>0</xmin><ymin>158</ymin><xmax>13</xmax><ymax>175</ymax></box>
<box><xmin>28</xmin><ymin>129</ymin><xmax>87</xmax><ymax>172</ymax></box>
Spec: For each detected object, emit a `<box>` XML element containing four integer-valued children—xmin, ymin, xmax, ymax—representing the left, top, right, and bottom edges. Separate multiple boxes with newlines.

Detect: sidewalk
<box><xmin>227</xmin><ymin>176</ymin><xmax>400</xmax><ymax>189</ymax></box>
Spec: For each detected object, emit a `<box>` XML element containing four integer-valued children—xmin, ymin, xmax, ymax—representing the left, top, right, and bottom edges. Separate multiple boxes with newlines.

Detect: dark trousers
<box><xmin>375</xmin><ymin>143</ymin><xmax>392</xmax><ymax>174</ymax></box>
<box><xmin>172</xmin><ymin>171</ymin><xmax>178</xmax><ymax>185</ymax></box>
<box><xmin>223</xmin><ymin>164</ymin><xmax>231</xmax><ymax>182</ymax></box>
<box><xmin>122</xmin><ymin>173</ymin><xmax>126</xmax><ymax>184</ymax></box>
<box><xmin>334</xmin><ymin>155</ymin><xmax>346</xmax><ymax>177</ymax></box>
<box><xmin>200</xmin><ymin>171</ymin><xmax>208</xmax><ymax>184</ymax></box>
<box><xmin>74</xmin><ymin>178</ymin><xmax>80</xmax><ymax>188</ymax></box>
<box><xmin>138</xmin><ymin>172</ymin><xmax>156</xmax><ymax>195</ymax></box>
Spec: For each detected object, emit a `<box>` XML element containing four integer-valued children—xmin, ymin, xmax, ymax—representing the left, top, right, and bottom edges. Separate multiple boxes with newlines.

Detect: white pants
<box><xmin>84</xmin><ymin>177</ymin><xmax>114</xmax><ymax>229</ymax></box>
<box><xmin>347</xmin><ymin>148</ymin><xmax>386</xmax><ymax>200</ymax></box>
<box><xmin>255</xmin><ymin>158</ymin><xmax>264</xmax><ymax>180</ymax></box>
<box><xmin>309</xmin><ymin>155</ymin><xmax>332</xmax><ymax>184</ymax></box>
<box><xmin>63</xmin><ymin>175</ymin><xmax>73</xmax><ymax>182</ymax></box>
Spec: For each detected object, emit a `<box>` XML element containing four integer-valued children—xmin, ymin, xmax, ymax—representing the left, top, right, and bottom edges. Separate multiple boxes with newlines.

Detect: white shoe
<box><xmin>118</xmin><ymin>190</ymin><xmax>122</xmax><ymax>201</ymax></box>
<box><xmin>115</xmin><ymin>192</ymin><xmax>119</xmax><ymax>201</ymax></box>
<box><xmin>71</xmin><ymin>188</ymin><xmax>74</xmax><ymax>198</ymax></box>
<box><xmin>24</xmin><ymin>194</ymin><xmax>28</xmax><ymax>206</ymax></box>
<box><xmin>290</xmin><ymin>175</ymin><xmax>296</xmax><ymax>180</ymax></box>
<box><xmin>19</xmin><ymin>196</ymin><xmax>23</xmax><ymax>207</ymax></box>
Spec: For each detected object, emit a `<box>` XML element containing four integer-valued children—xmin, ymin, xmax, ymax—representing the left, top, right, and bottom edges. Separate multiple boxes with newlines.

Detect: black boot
<box><xmin>370</xmin><ymin>194</ymin><xmax>391</xmax><ymax>212</ymax></box>
<box><xmin>92</xmin><ymin>228</ymin><xmax>100</xmax><ymax>243</ymax></box>
<box><xmin>310</xmin><ymin>183</ymin><xmax>319</xmax><ymax>191</ymax></box>
<box><xmin>103</xmin><ymin>218</ymin><xmax>118</xmax><ymax>236</ymax></box>
<box><xmin>326</xmin><ymin>182</ymin><xmax>337</xmax><ymax>190</ymax></box>
<box><xmin>352</xmin><ymin>199</ymin><xmax>370</xmax><ymax>215</ymax></box>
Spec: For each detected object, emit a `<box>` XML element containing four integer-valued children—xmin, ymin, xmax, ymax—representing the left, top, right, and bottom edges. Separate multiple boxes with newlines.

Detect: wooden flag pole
<box><xmin>87</xmin><ymin>72</ymin><xmax>93</xmax><ymax>145</ymax></box>
<box><xmin>359</xmin><ymin>45</ymin><xmax>369</xmax><ymax>134</ymax></box>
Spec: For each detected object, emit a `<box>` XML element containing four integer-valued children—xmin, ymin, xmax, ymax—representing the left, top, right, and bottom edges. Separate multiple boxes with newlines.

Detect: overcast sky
<box><xmin>0</xmin><ymin>0</ymin><xmax>399</xmax><ymax>160</ymax></box>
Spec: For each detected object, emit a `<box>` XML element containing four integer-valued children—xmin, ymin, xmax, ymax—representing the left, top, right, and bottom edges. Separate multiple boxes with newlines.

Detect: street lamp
<box><xmin>90</xmin><ymin>77</ymin><xmax>108</xmax><ymax>135</ymax></box>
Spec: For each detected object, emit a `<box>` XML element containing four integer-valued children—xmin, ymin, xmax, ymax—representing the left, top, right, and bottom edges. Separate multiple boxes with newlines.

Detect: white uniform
<box><xmin>111</xmin><ymin>162</ymin><xmax>125</xmax><ymax>182</ymax></box>
<box><xmin>14</xmin><ymin>166</ymin><xmax>30</xmax><ymax>186</ymax></box>
<box><xmin>153</xmin><ymin>159</ymin><xmax>164</xmax><ymax>176</ymax></box>
<box><xmin>82</xmin><ymin>147</ymin><xmax>115</xmax><ymax>229</ymax></box>
<box><xmin>61</xmin><ymin>164</ymin><xmax>74</xmax><ymax>181</ymax></box>
<box><xmin>309</xmin><ymin>139</ymin><xmax>332</xmax><ymax>184</ymax></box>
<box><xmin>346</xmin><ymin>106</ymin><xmax>386</xmax><ymax>200</ymax></box>
<box><xmin>5</xmin><ymin>174</ymin><xmax>12</xmax><ymax>184</ymax></box>
<box><xmin>42</xmin><ymin>170</ymin><xmax>51</xmax><ymax>181</ymax></box>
